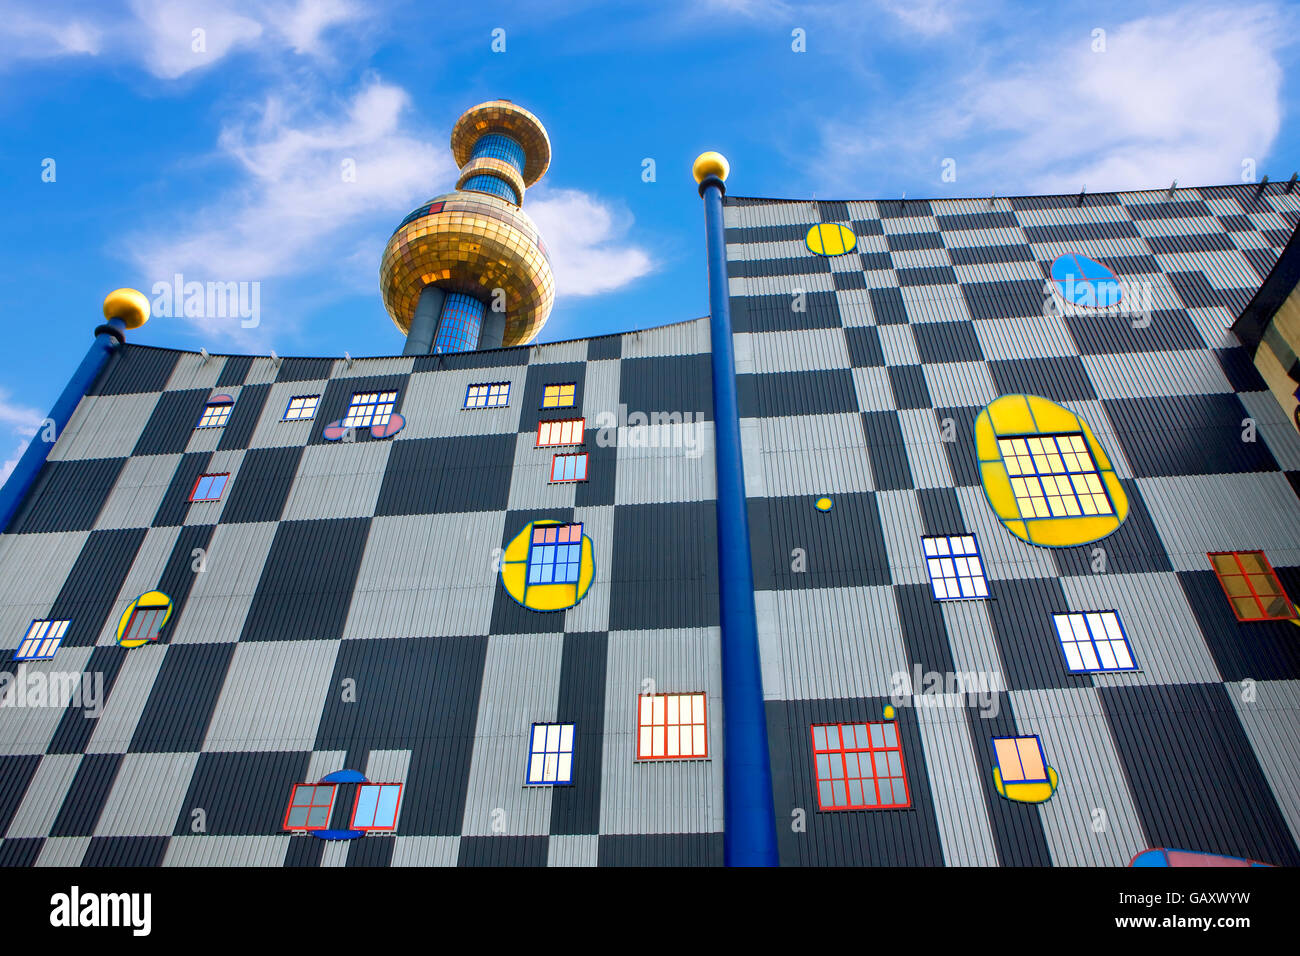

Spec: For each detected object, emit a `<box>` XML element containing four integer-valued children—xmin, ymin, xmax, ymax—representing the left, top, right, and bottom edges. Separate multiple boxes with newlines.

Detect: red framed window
<box><xmin>1209</xmin><ymin>551</ymin><xmax>1296</xmax><ymax>621</ymax></box>
<box><xmin>811</xmin><ymin>721</ymin><xmax>910</xmax><ymax>810</ymax></box>
<box><xmin>282</xmin><ymin>783</ymin><xmax>337</xmax><ymax>830</ymax></box>
<box><xmin>637</xmin><ymin>693</ymin><xmax>708</xmax><ymax>760</ymax></box>
<box><xmin>122</xmin><ymin>602</ymin><xmax>169</xmax><ymax>645</ymax></box>
<box><xmin>549</xmin><ymin>453</ymin><xmax>588</xmax><ymax>483</ymax></box>
<box><xmin>537</xmin><ymin>418</ymin><xmax>584</xmax><ymax>447</ymax></box>
<box><xmin>349</xmin><ymin>782</ymin><xmax>403</xmax><ymax>831</ymax></box>
<box><xmin>188</xmin><ymin>473</ymin><xmax>229</xmax><ymax>502</ymax></box>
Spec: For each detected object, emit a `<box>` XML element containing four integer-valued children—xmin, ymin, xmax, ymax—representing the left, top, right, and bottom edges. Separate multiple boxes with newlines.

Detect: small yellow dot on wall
<box><xmin>883</xmin><ymin>705</ymin><xmax>896</xmax><ymax>720</ymax></box>
<box><xmin>815</xmin><ymin>496</ymin><xmax>833</xmax><ymax>512</ymax></box>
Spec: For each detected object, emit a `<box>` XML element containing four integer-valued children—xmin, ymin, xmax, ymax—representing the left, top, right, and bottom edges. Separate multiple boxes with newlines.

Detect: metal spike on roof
<box><xmin>1255</xmin><ymin>175</ymin><xmax>1270</xmax><ymax>198</ymax></box>
<box><xmin>1287</xmin><ymin>173</ymin><xmax>1297</xmax><ymax>193</ymax></box>
<box><xmin>1166</xmin><ymin>179</ymin><xmax>1177</xmax><ymax>199</ymax></box>
<box><xmin>1077</xmin><ymin>185</ymin><xmax>1086</xmax><ymax>206</ymax></box>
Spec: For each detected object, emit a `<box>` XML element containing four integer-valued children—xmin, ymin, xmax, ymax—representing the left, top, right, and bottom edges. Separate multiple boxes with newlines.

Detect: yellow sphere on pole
<box><xmin>693</xmin><ymin>151</ymin><xmax>730</xmax><ymax>184</ymax></box>
<box><xmin>102</xmin><ymin>288</ymin><xmax>150</xmax><ymax>330</ymax></box>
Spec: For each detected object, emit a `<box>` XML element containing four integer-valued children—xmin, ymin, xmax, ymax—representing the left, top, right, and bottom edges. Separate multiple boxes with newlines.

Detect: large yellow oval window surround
<box><xmin>805</xmin><ymin>223</ymin><xmax>857</xmax><ymax>256</ymax></box>
<box><xmin>500</xmin><ymin>519</ymin><xmax>595</xmax><ymax>611</ymax></box>
<box><xmin>974</xmin><ymin>395</ymin><xmax>1128</xmax><ymax>548</ymax></box>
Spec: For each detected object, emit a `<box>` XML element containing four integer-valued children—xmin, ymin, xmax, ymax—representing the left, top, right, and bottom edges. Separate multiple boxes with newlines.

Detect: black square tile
<box><xmin>911</xmin><ymin>322</ymin><xmax>983</xmax><ymax>364</ymax></box>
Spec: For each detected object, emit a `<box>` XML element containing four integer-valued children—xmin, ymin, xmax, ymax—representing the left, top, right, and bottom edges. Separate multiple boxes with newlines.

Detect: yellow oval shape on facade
<box><xmin>805</xmin><ymin>223</ymin><xmax>857</xmax><ymax>256</ymax></box>
<box><xmin>116</xmin><ymin>591</ymin><xmax>173</xmax><ymax>648</ymax></box>
<box><xmin>974</xmin><ymin>394</ymin><xmax>1128</xmax><ymax>548</ymax></box>
<box><xmin>500</xmin><ymin>520</ymin><xmax>595</xmax><ymax>612</ymax></box>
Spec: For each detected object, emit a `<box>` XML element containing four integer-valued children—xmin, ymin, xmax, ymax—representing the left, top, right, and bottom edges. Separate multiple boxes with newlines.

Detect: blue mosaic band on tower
<box><xmin>699</xmin><ymin>163</ymin><xmax>781</xmax><ymax>867</ymax></box>
<box><xmin>470</xmin><ymin>132</ymin><xmax>527</xmax><ymax>173</ymax></box>
<box><xmin>434</xmin><ymin>292</ymin><xmax>487</xmax><ymax>353</ymax></box>
<box><xmin>461</xmin><ymin>174</ymin><xmax>520</xmax><ymax>204</ymax></box>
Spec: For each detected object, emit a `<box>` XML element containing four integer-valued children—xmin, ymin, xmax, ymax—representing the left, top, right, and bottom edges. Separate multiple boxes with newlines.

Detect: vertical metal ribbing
<box><xmin>0</xmin><ymin>318</ymin><xmax>126</xmax><ymax>533</ymax></box>
<box><xmin>700</xmin><ymin>175</ymin><xmax>780</xmax><ymax>866</ymax></box>
<box><xmin>404</xmin><ymin>286</ymin><xmax>445</xmax><ymax>355</ymax></box>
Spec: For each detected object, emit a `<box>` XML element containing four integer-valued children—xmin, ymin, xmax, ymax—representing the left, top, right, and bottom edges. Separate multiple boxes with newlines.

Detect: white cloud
<box><xmin>128</xmin><ymin>79</ymin><xmax>444</xmax><ymax>345</ymax></box>
<box><xmin>528</xmin><ymin>190</ymin><xmax>654</xmax><ymax>297</ymax></box>
<box><xmin>0</xmin><ymin>393</ymin><xmax>43</xmax><ymax>488</ymax></box>
<box><xmin>815</xmin><ymin>3</ymin><xmax>1288</xmax><ymax>195</ymax></box>
<box><xmin>0</xmin><ymin>0</ymin><xmax>368</xmax><ymax>78</ymax></box>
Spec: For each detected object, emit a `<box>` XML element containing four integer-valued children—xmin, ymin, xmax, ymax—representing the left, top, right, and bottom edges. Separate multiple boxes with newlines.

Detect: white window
<box><xmin>343</xmin><ymin>391</ymin><xmax>397</xmax><ymax>428</ymax></box>
<box><xmin>922</xmin><ymin>535</ymin><xmax>988</xmax><ymax>600</ymax></box>
<box><xmin>283</xmin><ymin>395</ymin><xmax>320</xmax><ymax>421</ymax></box>
<box><xmin>196</xmin><ymin>400</ymin><xmax>233</xmax><ymax>429</ymax></box>
<box><xmin>526</xmin><ymin>723</ymin><xmax>575</xmax><ymax>785</ymax></box>
<box><xmin>14</xmin><ymin>619</ymin><xmax>70</xmax><ymax>661</ymax></box>
<box><xmin>998</xmin><ymin>433</ymin><xmax>1113</xmax><ymax>519</ymax></box>
<box><xmin>465</xmin><ymin>382</ymin><xmax>510</xmax><ymax>409</ymax></box>
<box><xmin>537</xmin><ymin>418</ymin><xmax>584</xmax><ymax>447</ymax></box>
<box><xmin>1052</xmin><ymin>610</ymin><xmax>1137</xmax><ymax>673</ymax></box>
<box><xmin>637</xmin><ymin>693</ymin><xmax>708</xmax><ymax>760</ymax></box>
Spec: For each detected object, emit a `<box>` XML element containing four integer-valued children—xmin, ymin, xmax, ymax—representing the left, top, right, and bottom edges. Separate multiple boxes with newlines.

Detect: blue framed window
<box><xmin>992</xmin><ymin>735</ymin><xmax>1050</xmax><ymax>785</ymax></box>
<box><xmin>189</xmin><ymin>473</ymin><xmax>229</xmax><ymax>502</ymax></box>
<box><xmin>1052</xmin><ymin>610</ymin><xmax>1137</xmax><ymax>673</ymax></box>
<box><xmin>549</xmin><ymin>453</ymin><xmax>588</xmax><ymax>483</ymax></box>
<box><xmin>14</xmin><ymin>619</ymin><xmax>70</xmax><ymax>661</ymax></box>
<box><xmin>342</xmin><ymin>391</ymin><xmax>397</xmax><ymax>429</ymax></box>
<box><xmin>922</xmin><ymin>535</ymin><xmax>988</xmax><ymax>600</ymax></box>
<box><xmin>998</xmin><ymin>434</ymin><xmax>1113</xmax><ymax>519</ymax></box>
<box><xmin>465</xmin><ymin>382</ymin><xmax>510</xmax><ymax>409</ymax></box>
<box><xmin>526</xmin><ymin>723</ymin><xmax>575</xmax><ymax>785</ymax></box>
<box><xmin>283</xmin><ymin>395</ymin><xmax>320</xmax><ymax>421</ymax></box>
<box><xmin>350</xmin><ymin>783</ymin><xmax>403</xmax><ymax>831</ymax></box>
<box><xmin>196</xmin><ymin>399</ymin><xmax>233</xmax><ymax>429</ymax></box>
<box><xmin>527</xmin><ymin>523</ymin><xmax>583</xmax><ymax>585</ymax></box>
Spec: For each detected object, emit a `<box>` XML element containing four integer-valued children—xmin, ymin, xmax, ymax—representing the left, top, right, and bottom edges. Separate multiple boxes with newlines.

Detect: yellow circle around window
<box><xmin>815</xmin><ymin>496</ymin><xmax>833</xmax><ymax>512</ymax></box>
<box><xmin>116</xmin><ymin>591</ymin><xmax>173</xmax><ymax>648</ymax></box>
<box><xmin>805</xmin><ymin>223</ymin><xmax>857</xmax><ymax>256</ymax></box>
<box><xmin>500</xmin><ymin>520</ymin><xmax>595</xmax><ymax>612</ymax></box>
<box><xmin>974</xmin><ymin>394</ymin><xmax>1129</xmax><ymax>548</ymax></box>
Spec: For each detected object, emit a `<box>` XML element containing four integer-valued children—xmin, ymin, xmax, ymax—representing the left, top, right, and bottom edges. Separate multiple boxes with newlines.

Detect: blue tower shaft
<box><xmin>700</xmin><ymin>175</ymin><xmax>781</xmax><ymax>866</ymax></box>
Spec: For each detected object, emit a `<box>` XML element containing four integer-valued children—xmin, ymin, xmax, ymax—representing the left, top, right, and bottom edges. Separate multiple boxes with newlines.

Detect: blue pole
<box><xmin>700</xmin><ymin>172</ymin><xmax>780</xmax><ymax>866</ymax></box>
<box><xmin>0</xmin><ymin>318</ymin><xmax>126</xmax><ymax>534</ymax></box>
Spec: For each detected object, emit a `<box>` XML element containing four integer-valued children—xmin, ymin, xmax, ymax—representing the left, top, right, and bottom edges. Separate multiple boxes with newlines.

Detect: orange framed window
<box><xmin>637</xmin><ymin>693</ymin><xmax>708</xmax><ymax>760</ymax></box>
<box><xmin>537</xmin><ymin>418</ymin><xmax>584</xmax><ymax>447</ymax></box>
<box><xmin>811</xmin><ymin>721</ymin><xmax>910</xmax><ymax>810</ymax></box>
<box><xmin>1209</xmin><ymin>551</ymin><xmax>1296</xmax><ymax>621</ymax></box>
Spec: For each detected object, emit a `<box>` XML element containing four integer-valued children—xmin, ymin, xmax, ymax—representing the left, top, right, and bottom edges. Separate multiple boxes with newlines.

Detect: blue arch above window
<box><xmin>1050</xmin><ymin>253</ymin><xmax>1123</xmax><ymax>308</ymax></box>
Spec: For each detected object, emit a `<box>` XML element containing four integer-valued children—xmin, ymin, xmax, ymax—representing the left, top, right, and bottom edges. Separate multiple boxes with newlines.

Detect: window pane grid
<box><xmin>637</xmin><ymin>693</ymin><xmax>708</xmax><ymax>760</ymax></box>
<box><xmin>1209</xmin><ymin>551</ymin><xmax>1296</xmax><ymax>621</ymax></box>
<box><xmin>196</xmin><ymin>402</ymin><xmax>232</xmax><ymax>429</ymax></box>
<box><xmin>922</xmin><ymin>534</ymin><xmax>988</xmax><ymax>600</ymax></box>
<box><xmin>283</xmin><ymin>784</ymin><xmax>337</xmax><ymax>830</ymax></box>
<box><xmin>811</xmin><ymin>721</ymin><xmax>910</xmax><ymax>810</ymax></box>
<box><xmin>526</xmin><ymin>722</ymin><xmax>575</xmax><ymax>785</ymax></box>
<box><xmin>124</xmin><ymin>606</ymin><xmax>168</xmax><ymax>646</ymax></box>
<box><xmin>14</xmin><ymin>619</ymin><xmax>70</xmax><ymax>661</ymax></box>
<box><xmin>1052</xmin><ymin>610</ymin><xmax>1137</xmax><ymax>673</ymax></box>
<box><xmin>542</xmin><ymin>383</ymin><xmax>577</xmax><ymax>408</ymax></box>
<box><xmin>342</xmin><ymin>391</ymin><xmax>398</xmax><ymax>428</ymax></box>
<box><xmin>993</xmin><ymin>735</ymin><xmax>1050</xmax><ymax>784</ymax></box>
<box><xmin>537</xmin><ymin>418</ymin><xmax>585</xmax><ymax>447</ymax></box>
<box><xmin>465</xmin><ymin>382</ymin><xmax>510</xmax><ymax>409</ymax></box>
<box><xmin>350</xmin><ymin>783</ymin><xmax>403</xmax><ymax>831</ymax></box>
<box><xmin>189</xmin><ymin>473</ymin><xmax>229</xmax><ymax>502</ymax></box>
<box><xmin>527</xmin><ymin>523</ymin><xmax>583</xmax><ymax>585</ymax></box>
<box><xmin>283</xmin><ymin>395</ymin><xmax>320</xmax><ymax>421</ymax></box>
<box><xmin>998</xmin><ymin>433</ymin><xmax>1113</xmax><ymax>520</ymax></box>
<box><xmin>549</xmin><ymin>453</ymin><xmax>588</xmax><ymax>483</ymax></box>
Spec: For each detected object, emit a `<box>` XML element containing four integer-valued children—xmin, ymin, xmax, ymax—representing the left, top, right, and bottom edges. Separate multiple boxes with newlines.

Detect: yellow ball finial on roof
<box><xmin>102</xmin><ymin>288</ymin><xmax>150</xmax><ymax>330</ymax></box>
<box><xmin>693</xmin><ymin>151</ymin><xmax>730</xmax><ymax>184</ymax></box>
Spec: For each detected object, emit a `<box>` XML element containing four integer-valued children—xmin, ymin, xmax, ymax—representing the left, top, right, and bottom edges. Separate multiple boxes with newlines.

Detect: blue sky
<box><xmin>0</xmin><ymin>0</ymin><xmax>1297</xmax><ymax>480</ymax></box>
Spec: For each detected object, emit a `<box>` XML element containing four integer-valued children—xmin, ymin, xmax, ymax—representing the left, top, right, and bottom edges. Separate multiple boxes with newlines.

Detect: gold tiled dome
<box><xmin>451</xmin><ymin>100</ymin><xmax>550</xmax><ymax>187</ymax></box>
<box><xmin>380</xmin><ymin>191</ymin><xmax>555</xmax><ymax>347</ymax></box>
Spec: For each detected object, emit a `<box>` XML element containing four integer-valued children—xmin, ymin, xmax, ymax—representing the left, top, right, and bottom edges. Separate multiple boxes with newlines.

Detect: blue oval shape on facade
<box><xmin>1051</xmin><ymin>253</ymin><xmax>1123</xmax><ymax>308</ymax></box>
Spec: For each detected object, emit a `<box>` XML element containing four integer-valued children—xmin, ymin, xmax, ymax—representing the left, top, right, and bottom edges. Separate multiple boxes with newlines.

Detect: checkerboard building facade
<box><xmin>1</xmin><ymin>182</ymin><xmax>1299</xmax><ymax>867</ymax></box>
